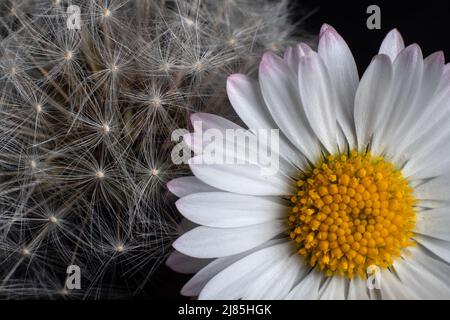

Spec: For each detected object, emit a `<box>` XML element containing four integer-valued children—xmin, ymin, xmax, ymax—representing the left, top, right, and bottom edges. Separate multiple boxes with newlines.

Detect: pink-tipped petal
<box><xmin>319</xmin><ymin>23</ymin><xmax>335</xmax><ymax>38</ymax></box>
<box><xmin>372</xmin><ymin>44</ymin><xmax>423</xmax><ymax>156</ymax></box>
<box><xmin>283</xmin><ymin>43</ymin><xmax>314</xmax><ymax>72</ymax></box>
<box><xmin>298</xmin><ymin>52</ymin><xmax>338</xmax><ymax>154</ymax></box>
<box><xmin>226</xmin><ymin>73</ymin><xmax>272</xmax><ymax>131</ymax></box>
<box><xmin>258</xmin><ymin>51</ymin><xmax>321</xmax><ymax>162</ymax></box>
<box><xmin>318</xmin><ymin>24</ymin><xmax>358</xmax><ymax>149</ymax></box>
<box><xmin>379</xmin><ymin>28</ymin><xmax>405</xmax><ymax>61</ymax></box>
<box><xmin>354</xmin><ymin>54</ymin><xmax>393</xmax><ymax>151</ymax></box>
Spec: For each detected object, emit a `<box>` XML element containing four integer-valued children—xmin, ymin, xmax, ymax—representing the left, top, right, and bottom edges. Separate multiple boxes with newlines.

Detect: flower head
<box><xmin>168</xmin><ymin>25</ymin><xmax>450</xmax><ymax>299</ymax></box>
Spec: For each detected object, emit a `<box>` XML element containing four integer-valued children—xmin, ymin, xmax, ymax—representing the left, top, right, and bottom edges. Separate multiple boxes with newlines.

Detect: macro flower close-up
<box><xmin>1</xmin><ymin>0</ymin><xmax>450</xmax><ymax>310</ymax></box>
<box><xmin>167</xmin><ymin>24</ymin><xmax>450</xmax><ymax>300</ymax></box>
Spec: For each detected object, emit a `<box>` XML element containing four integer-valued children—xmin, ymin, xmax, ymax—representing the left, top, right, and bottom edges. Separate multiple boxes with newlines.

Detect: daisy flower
<box><xmin>166</xmin><ymin>24</ymin><xmax>450</xmax><ymax>299</ymax></box>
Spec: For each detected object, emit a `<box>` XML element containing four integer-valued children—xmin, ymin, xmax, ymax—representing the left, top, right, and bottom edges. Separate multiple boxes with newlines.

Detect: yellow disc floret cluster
<box><xmin>288</xmin><ymin>150</ymin><xmax>416</xmax><ymax>278</ymax></box>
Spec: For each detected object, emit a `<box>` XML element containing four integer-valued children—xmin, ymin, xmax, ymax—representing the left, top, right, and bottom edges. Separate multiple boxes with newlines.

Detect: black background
<box><xmin>298</xmin><ymin>0</ymin><xmax>450</xmax><ymax>73</ymax></box>
<box><xmin>143</xmin><ymin>0</ymin><xmax>450</xmax><ymax>300</ymax></box>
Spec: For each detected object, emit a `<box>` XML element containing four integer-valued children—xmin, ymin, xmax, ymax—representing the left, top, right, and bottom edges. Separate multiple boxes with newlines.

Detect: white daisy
<box><xmin>166</xmin><ymin>24</ymin><xmax>450</xmax><ymax>300</ymax></box>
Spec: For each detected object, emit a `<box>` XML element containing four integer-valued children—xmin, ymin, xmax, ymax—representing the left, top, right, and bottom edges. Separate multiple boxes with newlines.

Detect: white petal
<box><xmin>198</xmin><ymin>242</ymin><xmax>292</xmax><ymax>299</ymax></box>
<box><xmin>181</xmin><ymin>256</ymin><xmax>241</xmax><ymax>296</ymax></box>
<box><xmin>388</xmin><ymin>51</ymin><xmax>444</xmax><ymax>162</ymax></box>
<box><xmin>394</xmin><ymin>250</ymin><xmax>450</xmax><ymax>299</ymax></box>
<box><xmin>285</xmin><ymin>270</ymin><xmax>322</xmax><ymax>300</ymax></box>
<box><xmin>166</xmin><ymin>250</ymin><xmax>212</xmax><ymax>274</ymax></box>
<box><xmin>259</xmin><ymin>51</ymin><xmax>321</xmax><ymax>162</ymax></box>
<box><xmin>189</xmin><ymin>112</ymin><xmax>298</xmax><ymax>178</ymax></box>
<box><xmin>318</xmin><ymin>24</ymin><xmax>359</xmax><ymax>149</ymax></box>
<box><xmin>243</xmin><ymin>254</ymin><xmax>307</xmax><ymax>299</ymax></box>
<box><xmin>354</xmin><ymin>54</ymin><xmax>393</xmax><ymax>150</ymax></box>
<box><xmin>407</xmin><ymin>152</ymin><xmax>450</xmax><ymax>180</ymax></box>
<box><xmin>189</xmin><ymin>155</ymin><xmax>292</xmax><ymax>196</ymax></box>
<box><xmin>227</xmin><ymin>74</ymin><xmax>307</xmax><ymax>170</ymax></box>
<box><xmin>226</xmin><ymin>74</ymin><xmax>278</xmax><ymax>132</ymax></box>
<box><xmin>318</xmin><ymin>276</ymin><xmax>347</xmax><ymax>300</ymax></box>
<box><xmin>415</xmin><ymin>207</ymin><xmax>450</xmax><ymax>241</ymax></box>
<box><xmin>407</xmin><ymin>246</ymin><xmax>450</xmax><ymax>284</ymax></box>
<box><xmin>400</xmin><ymin>64</ymin><xmax>450</xmax><ymax>152</ymax></box>
<box><xmin>176</xmin><ymin>192</ymin><xmax>287</xmax><ymax>228</ymax></box>
<box><xmin>347</xmin><ymin>278</ymin><xmax>370</xmax><ymax>300</ymax></box>
<box><xmin>378</xmin><ymin>29</ymin><xmax>405</xmax><ymax>61</ymax></box>
<box><xmin>402</xmin><ymin>135</ymin><xmax>450</xmax><ymax>180</ymax></box>
<box><xmin>414</xmin><ymin>174</ymin><xmax>450</xmax><ymax>202</ymax></box>
<box><xmin>173</xmin><ymin>221</ymin><xmax>285</xmax><ymax>258</ymax></box>
<box><xmin>414</xmin><ymin>234</ymin><xmax>450</xmax><ymax>264</ymax></box>
<box><xmin>167</xmin><ymin>176</ymin><xmax>219</xmax><ymax>198</ymax></box>
<box><xmin>283</xmin><ymin>43</ymin><xmax>311</xmax><ymax>74</ymax></box>
<box><xmin>298</xmin><ymin>51</ymin><xmax>338</xmax><ymax>154</ymax></box>
<box><xmin>399</xmin><ymin>73</ymin><xmax>450</xmax><ymax>179</ymax></box>
<box><xmin>379</xmin><ymin>269</ymin><xmax>419</xmax><ymax>299</ymax></box>
<box><xmin>371</xmin><ymin>44</ymin><xmax>423</xmax><ymax>156</ymax></box>
<box><xmin>191</xmin><ymin>112</ymin><xmax>241</xmax><ymax>131</ymax></box>
<box><xmin>181</xmin><ymin>239</ymin><xmax>285</xmax><ymax>296</ymax></box>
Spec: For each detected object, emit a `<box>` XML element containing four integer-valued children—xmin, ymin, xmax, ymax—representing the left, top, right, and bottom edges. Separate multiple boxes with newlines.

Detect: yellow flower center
<box><xmin>288</xmin><ymin>150</ymin><xmax>416</xmax><ymax>279</ymax></box>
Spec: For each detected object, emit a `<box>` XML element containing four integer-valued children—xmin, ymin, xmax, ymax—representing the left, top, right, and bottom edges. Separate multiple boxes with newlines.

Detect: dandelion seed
<box><xmin>48</xmin><ymin>216</ymin><xmax>58</xmax><ymax>224</ymax></box>
<box><xmin>193</xmin><ymin>61</ymin><xmax>203</xmax><ymax>72</ymax></box>
<box><xmin>29</xmin><ymin>160</ymin><xmax>37</xmax><ymax>169</ymax></box>
<box><xmin>110</xmin><ymin>64</ymin><xmax>118</xmax><ymax>72</ymax></box>
<box><xmin>34</xmin><ymin>103</ymin><xmax>42</xmax><ymax>113</ymax></box>
<box><xmin>184</xmin><ymin>17</ymin><xmax>194</xmax><ymax>27</ymax></box>
<box><xmin>65</xmin><ymin>51</ymin><xmax>73</xmax><ymax>61</ymax></box>
<box><xmin>161</xmin><ymin>63</ymin><xmax>171</xmax><ymax>73</ymax></box>
<box><xmin>227</xmin><ymin>37</ymin><xmax>237</xmax><ymax>46</ymax></box>
<box><xmin>95</xmin><ymin>170</ymin><xmax>105</xmax><ymax>179</ymax></box>
<box><xmin>149</xmin><ymin>97</ymin><xmax>161</xmax><ymax>108</ymax></box>
<box><xmin>20</xmin><ymin>248</ymin><xmax>30</xmax><ymax>257</ymax></box>
<box><xmin>100</xmin><ymin>124</ymin><xmax>110</xmax><ymax>134</ymax></box>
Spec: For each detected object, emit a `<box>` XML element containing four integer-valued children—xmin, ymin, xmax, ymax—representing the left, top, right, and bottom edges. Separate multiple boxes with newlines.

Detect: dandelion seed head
<box><xmin>0</xmin><ymin>0</ymin><xmax>308</xmax><ymax>298</ymax></box>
